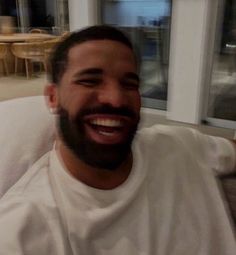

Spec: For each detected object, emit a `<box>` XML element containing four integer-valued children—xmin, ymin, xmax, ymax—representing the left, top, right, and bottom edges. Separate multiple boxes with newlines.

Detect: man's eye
<box><xmin>74</xmin><ymin>79</ymin><xmax>101</xmax><ymax>86</ymax></box>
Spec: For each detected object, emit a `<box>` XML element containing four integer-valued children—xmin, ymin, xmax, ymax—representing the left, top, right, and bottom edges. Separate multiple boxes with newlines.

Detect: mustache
<box><xmin>80</xmin><ymin>104</ymin><xmax>137</xmax><ymax>118</ymax></box>
<box><xmin>57</xmin><ymin>104</ymin><xmax>140</xmax><ymax>136</ymax></box>
<box><xmin>59</xmin><ymin>104</ymin><xmax>138</xmax><ymax>119</ymax></box>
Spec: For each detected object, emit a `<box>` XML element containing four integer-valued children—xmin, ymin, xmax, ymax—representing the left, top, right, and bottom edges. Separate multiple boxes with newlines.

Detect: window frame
<box><xmin>68</xmin><ymin>0</ymin><xmax>236</xmax><ymax>130</ymax></box>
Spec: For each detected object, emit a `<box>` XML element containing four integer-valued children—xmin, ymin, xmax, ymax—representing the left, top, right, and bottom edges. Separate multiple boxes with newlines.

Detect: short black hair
<box><xmin>48</xmin><ymin>25</ymin><xmax>136</xmax><ymax>84</ymax></box>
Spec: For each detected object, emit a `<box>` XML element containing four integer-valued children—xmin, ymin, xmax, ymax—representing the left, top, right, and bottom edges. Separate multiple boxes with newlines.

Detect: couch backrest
<box><xmin>0</xmin><ymin>96</ymin><xmax>55</xmax><ymax>197</ymax></box>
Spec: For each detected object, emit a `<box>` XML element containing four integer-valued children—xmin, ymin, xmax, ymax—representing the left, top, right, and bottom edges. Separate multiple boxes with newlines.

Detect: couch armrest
<box><xmin>220</xmin><ymin>174</ymin><xmax>236</xmax><ymax>226</ymax></box>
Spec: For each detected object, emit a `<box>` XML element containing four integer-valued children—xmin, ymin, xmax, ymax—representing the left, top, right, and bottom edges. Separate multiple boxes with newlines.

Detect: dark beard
<box><xmin>57</xmin><ymin>105</ymin><xmax>139</xmax><ymax>170</ymax></box>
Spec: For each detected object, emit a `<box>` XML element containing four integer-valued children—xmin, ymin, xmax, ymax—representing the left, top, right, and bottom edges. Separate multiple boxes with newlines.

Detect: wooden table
<box><xmin>0</xmin><ymin>33</ymin><xmax>57</xmax><ymax>43</ymax></box>
<box><xmin>0</xmin><ymin>33</ymin><xmax>57</xmax><ymax>74</ymax></box>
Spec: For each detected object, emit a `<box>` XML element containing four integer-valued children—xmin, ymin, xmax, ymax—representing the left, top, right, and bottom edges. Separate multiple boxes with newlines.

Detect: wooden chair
<box><xmin>43</xmin><ymin>38</ymin><xmax>61</xmax><ymax>72</ymax></box>
<box><xmin>0</xmin><ymin>43</ymin><xmax>9</xmax><ymax>76</ymax></box>
<box><xmin>60</xmin><ymin>31</ymin><xmax>71</xmax><ymax>39</ymax></box>
<box><xmin>11</xmin><ymin>42</ymin><xmax>45</xmax><ymax>79</ymax></box>
<box><xmin>29</xmin><ymin>28</ymin><xmax>48</xmax><ymax>34</ymax></box>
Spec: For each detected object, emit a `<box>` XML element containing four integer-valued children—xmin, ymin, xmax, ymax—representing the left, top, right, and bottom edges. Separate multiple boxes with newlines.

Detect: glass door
<box><xmin>99</xmin><ymin>0</ymin><xmax>172</xmax><ymax>110</ymax></box>
<box><xmin>204</xmin><ymin>0</ymin><xmax>236</xmax><ymax>129</ymax></box>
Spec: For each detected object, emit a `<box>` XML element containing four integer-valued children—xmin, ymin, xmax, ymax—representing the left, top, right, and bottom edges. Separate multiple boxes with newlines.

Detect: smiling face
<box><xmin>47</xmin><ymin>39</ymin><xmax>141</xmax><ymax>170</ymax></box>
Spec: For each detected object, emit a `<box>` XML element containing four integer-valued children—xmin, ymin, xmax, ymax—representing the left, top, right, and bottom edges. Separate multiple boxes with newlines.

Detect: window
<box><xmin>205</xmin><ymin>0</ymin><xmax>236</xmax><ymax>129</ymax></box>
<box><xmin>99</xmin><ymin>0</ymin><xmax>172</xmax><ymax>110</ymax></box>
<box><xmin>0</xmin><ymin>0</ymin><xmax>69</xmax><ymax>34</ymax></box>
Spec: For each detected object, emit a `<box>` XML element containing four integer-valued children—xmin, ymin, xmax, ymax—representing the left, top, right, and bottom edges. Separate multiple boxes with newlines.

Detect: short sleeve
<box><xmin>139</xmin><ymin>124</ymin><xmax>236</xmax><ymax>176</ymax></box>
<box><xmin>191</xmin><ymin>129</ymin><xmax>236</xmax><ymax>176</ymax></box>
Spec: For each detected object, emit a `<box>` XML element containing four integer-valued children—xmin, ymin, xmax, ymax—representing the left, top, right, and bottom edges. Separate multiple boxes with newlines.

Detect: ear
<box><xmin>44</xmin><ymin>83</ymin><xmax>59</xmax><ymax>110</ymax></box>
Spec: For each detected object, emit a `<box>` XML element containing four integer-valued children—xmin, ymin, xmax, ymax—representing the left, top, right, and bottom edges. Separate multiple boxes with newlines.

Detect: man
<box><xmin>0</xmin><ymin>25</ymin><xmax>236</xmax><ymax>254</ymax></box>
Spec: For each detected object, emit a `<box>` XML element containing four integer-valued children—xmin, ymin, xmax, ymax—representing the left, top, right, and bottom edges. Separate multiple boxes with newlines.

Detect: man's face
<box><xmin>55</xmin><ymin>40</ymin><xmax>141</xmax><ymax>170</ymax></box>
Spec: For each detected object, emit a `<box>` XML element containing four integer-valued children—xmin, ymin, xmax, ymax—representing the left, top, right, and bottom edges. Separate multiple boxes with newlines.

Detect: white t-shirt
<box><xmin>0</xmin><ymin>125</ymin><xmax>236</xmax><ymax>255</ymax></box>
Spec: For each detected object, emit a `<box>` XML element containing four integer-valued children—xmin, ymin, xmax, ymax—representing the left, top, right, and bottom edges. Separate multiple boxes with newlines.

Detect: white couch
<box><xmin>0</xmin><ymin>96</ymin><xmax>55</xmax><ymax>197</ymax></box>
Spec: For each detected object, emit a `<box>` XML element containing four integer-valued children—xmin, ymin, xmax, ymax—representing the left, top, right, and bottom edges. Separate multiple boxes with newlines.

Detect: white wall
<box><xmin>167</xmin><ymin>0</ymin><xmax>215</xmax><ymax>124</ymax></box>
<box><xmin>68</xmin><ymin>0</ymin><xmax>98</xmax><ymax>31</ymax></box>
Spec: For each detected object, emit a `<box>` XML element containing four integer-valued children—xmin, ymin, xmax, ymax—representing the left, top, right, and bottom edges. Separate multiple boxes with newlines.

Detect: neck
<box><xmin>56</xmin><ymin>139</ymin><xmax>133</xmax><ymax>190</ymax></box>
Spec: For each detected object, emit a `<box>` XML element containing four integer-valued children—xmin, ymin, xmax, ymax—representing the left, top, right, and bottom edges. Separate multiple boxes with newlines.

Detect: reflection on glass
<box><xmin>208</xmin><ymin>0</ymin><xmax>236</xmax><ymax>121</ymax></box>
<box><xmin>100</xmin><ymin>0</ymin><xmax>171</xmax><ymax>110</ymax></box>
<box><xmin>0</xmin><ymin>0</ymin><xmax>69</xmax><ymax>34</ymax></box>
<box><xmin>0</xmin><ymin>16</ymin><xmax>15</xmax><ymax>34</ymax></box>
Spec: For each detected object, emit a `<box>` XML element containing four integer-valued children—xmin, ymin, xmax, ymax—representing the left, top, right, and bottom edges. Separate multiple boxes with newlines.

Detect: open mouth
<box><xmin>90</xmin><ymin>118</ymin><xmax>123</xmax><ymax>135</ymax></box>
<box><xmin>84</xmin><ymin>115</ymin><xmax>129</xmax><ymax>144</ymax></box>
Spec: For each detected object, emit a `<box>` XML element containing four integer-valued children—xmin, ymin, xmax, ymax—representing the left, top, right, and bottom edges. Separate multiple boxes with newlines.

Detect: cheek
<box><xmin>59</xmin><ymin>88</ymin><xmax>93</xmax><ymax>112</ymax></box>
<box><xmin>129</xmin><ymin>91</ymin><xmax>141</xmax><ymax>114</ymax></box>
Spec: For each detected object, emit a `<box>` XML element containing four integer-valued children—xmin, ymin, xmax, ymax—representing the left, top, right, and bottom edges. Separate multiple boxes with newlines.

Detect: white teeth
<box><xmin>90</xmin><ymin>119</ymin><xmax>122</xmax><ymax>127</ymax></box>
<box><xmin>98</xmin><ymin>131</ymin><xmax>115</xmax><ymax>136</ymax></box>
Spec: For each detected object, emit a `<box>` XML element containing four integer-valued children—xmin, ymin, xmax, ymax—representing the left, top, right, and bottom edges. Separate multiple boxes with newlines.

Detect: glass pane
<box><xmin>0</xmin><ymin>0</ymin><xmax>69</xmax><ymax>34</ymax></box>
<box><xmin>207</xmin><ymin>0</ymin><xmax>236</xmax><ymax>121</ymax></box>
<box><xmin>0</xmin><ymin>0</ymin><xmax>17</xmax><ymax>20</ymax></box>
<box><xmin>100</xmin><ymin>0</ymin><xmax>172</xmax><ymax>110</ymax></box>
<box><xmin>27</xmin><ymin>0</ymin><xmax>69</xmax><ymax>34</ymax></box>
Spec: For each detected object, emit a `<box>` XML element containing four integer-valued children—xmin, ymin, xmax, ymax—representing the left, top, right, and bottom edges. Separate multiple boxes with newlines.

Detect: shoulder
<box><xmin>137</xmin><ymin>124</ymin><xmax>196</xmax><ymax>137</ymax></box>
<box><xmin>135</xmin><ymin>124</ymin><xmax>236</xmax><ymax>174</ymax></box>
<box><xmin>1</xmin><ymin>151</ymin><xmax>55</xmax><ymax>206</ymax></box>
<box><xmin>136</xmin><ymin>124</ymin><xmax>199</xmax><ymax>147</ymax></box>
<box><xmin>136</xmin><ymin>124</ymin><xmax>232</xmax><ymax>148</ymax></box>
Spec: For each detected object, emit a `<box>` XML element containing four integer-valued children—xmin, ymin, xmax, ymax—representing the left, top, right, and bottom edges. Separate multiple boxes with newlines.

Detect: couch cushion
<box><xmin>0</xmin><ymin>96</ymin><xmax>55</xmax><ymax>197</ymax></box>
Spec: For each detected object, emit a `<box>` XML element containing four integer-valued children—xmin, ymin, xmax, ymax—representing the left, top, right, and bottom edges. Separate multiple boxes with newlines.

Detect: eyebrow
<box><xmin>75</xmin><ymin>68</ymin><xmax>103</xmax><ymax>76</ymax></box>
<box><xmin>74</xmin><ymin>68</ymin><xmax>140</xmax><ymax>82</ymax></box>
<box><xmin>124</xmin><ymin>72</ymin><xmax>140</xmax><ymax>83</ymax></box>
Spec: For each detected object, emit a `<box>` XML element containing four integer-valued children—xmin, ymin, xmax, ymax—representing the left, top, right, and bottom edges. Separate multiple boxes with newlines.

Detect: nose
<box><xmin>97</xmin><ymin>81</ymin><xmax>126</xmax><ymax>108</ymax></box>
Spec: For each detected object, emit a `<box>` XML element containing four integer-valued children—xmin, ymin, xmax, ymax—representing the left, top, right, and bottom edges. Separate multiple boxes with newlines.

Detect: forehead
<box><xmin>66</xmin><ymin>40</ymin><xmax>137</xmax><ymax>71</ymax></box>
